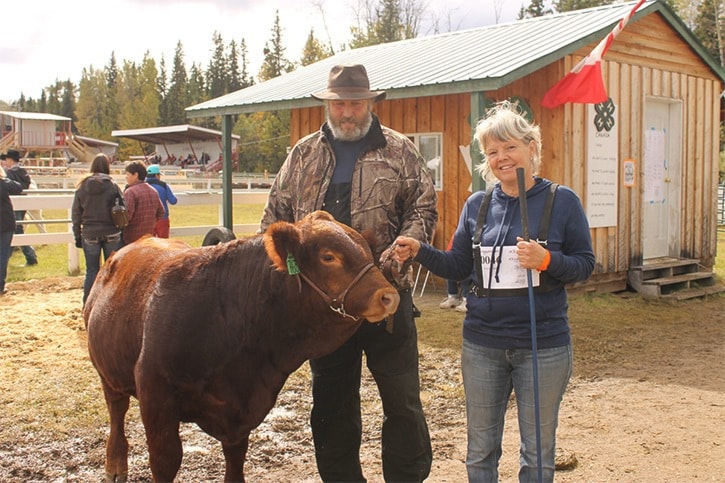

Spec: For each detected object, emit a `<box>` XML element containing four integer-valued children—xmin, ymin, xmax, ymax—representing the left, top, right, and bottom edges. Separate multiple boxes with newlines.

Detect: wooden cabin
<box><xmin>186</xmin><ymin>1</ymin><xmax>724</xmax><ymax>298</ymax></box>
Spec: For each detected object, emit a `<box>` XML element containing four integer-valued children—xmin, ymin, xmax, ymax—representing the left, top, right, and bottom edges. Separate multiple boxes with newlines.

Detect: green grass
<box><xmin>6</xmin><ymin>204</ymin><xmax>266</xmax><ymax>283</ymax></box>
<box><xmin>716</xmin><ymin>227</ymin><xmax>725</xmax><ymax>279</ymax></box>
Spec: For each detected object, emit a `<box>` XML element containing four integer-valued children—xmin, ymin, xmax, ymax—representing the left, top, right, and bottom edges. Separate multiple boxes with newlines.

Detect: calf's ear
<box><xmin>360</xmin><ymin>229</ymin><xmax>377</xmax><ymax>254</ymax></box>
<box><xmin>263</xmin><ymin>221</ymin><xmax>302</xmax><ymax>272</ymax></box>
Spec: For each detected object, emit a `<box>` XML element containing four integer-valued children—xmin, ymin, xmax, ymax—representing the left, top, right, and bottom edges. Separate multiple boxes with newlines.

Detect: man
<box><xmin>122</xmin><ymin>161</ymin><xmax>164</xmax><ymax>245</ymax></box>
<box><xmin>1</xmin><ymin>149</ymin><xmax>37</xmax><ymax>266</ymax></box>
<box><xmin>1</xmin><ymin>165</ymin><xmax>24</xmax><ymax>294</ymax></box>
<box><xmin>145</xmin><ymin>164</ymin><xmax>178</xmax><ymax>238</ymax></box>
<box><xmin>259</xmin><ymin>64</ymin><xmax>437</xmax><ymax>482</ymax></box>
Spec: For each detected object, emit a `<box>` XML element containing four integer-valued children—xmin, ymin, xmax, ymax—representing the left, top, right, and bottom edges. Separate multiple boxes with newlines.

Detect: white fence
<box><xmin>10</xmin><ymin>190</ymin><xmax>269</xmax><ymax>272</ymax></box>
<box><xmin>718</xmin><ymin>184</ymin><xmax>724</xmax><ymax>225</ymax></box>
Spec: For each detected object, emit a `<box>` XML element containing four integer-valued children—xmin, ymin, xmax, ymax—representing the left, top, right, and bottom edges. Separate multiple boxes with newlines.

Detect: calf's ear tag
<box><xmin>286</xmin><ymin>253</ymin><xmax>300</xmax><ymax>275</ymax></box>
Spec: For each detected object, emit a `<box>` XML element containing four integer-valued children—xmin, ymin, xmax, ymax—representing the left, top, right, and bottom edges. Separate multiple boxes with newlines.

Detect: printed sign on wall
<box><xmin>586</xmin><ymin>99</ymin><xmax>619</xmax><ymax>228</ymax></box>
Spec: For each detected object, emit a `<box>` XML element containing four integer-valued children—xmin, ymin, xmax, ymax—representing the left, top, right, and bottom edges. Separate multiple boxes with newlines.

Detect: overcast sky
<box><xmin>1</xmin><ymin>0</ymin><xmax>526</xmax><ymax>103</ymax></box>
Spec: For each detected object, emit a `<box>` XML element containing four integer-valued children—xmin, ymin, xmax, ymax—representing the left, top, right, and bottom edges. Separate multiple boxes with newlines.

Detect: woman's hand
<box><xmin>392</xmin><ymin>236</ymin><xmax>421</xmax><ymax>262</ymax></box>
<box><xmin>516</xmin><ymin>237</ymin><xmax>549</xmax><ymax>271</ymax></box>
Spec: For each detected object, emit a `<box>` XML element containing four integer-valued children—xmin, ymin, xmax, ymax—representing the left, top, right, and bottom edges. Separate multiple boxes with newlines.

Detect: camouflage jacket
<box><xmin>260</xmin><ymin>116</ymin><xmax>438</xmax><ymax>286</ymax></box>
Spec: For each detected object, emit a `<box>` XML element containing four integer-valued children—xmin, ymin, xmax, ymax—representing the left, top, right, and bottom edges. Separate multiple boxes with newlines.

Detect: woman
<box><xmin>72</xmin><ymin>153</ymin><xmax>124</xmax><ymax>304</ymax></box>
<box><xmin>394</xmin><ymin>100</ymin><xmax>595</xmax><ymax>482</ymax></box>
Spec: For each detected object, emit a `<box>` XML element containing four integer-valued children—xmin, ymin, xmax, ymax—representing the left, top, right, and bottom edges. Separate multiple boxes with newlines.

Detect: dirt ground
<box><xmin>0</xmin><ymin>276</ymin><xmax>723</xmax><ymax>482</ymax></box>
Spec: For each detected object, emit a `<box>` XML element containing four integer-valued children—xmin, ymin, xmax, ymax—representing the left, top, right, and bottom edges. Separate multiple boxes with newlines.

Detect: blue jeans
<box><xmin>0</xmin><ymin>230</ymin><xmax>13</xmax><ymax>292</ymax></box>
<box><xmin>14</xmin><ymin>211</ymin><xmax>37</xmax><ymax>263</ymax></box>
<box><xmin>82</xmin><ymin>232</ymin><xmax>122</xmax><ymax>304</ymax></box>
<box><xmin>461</xmin><ymin>339</ymin><xmax>572</xmax><ymax>483</ymax></box>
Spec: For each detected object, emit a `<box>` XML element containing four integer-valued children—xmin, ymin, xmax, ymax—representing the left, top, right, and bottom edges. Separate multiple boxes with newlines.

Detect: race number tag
<box><xmin>479</xmin><ymin>246</ymin><xmax>539</xmax><ymax>289</ymax></box>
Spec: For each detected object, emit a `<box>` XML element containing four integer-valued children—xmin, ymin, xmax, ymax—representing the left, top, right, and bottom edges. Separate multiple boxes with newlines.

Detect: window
<box><xmin>408</xmin><ymin>133</ymin><xmax>443</xmax><ymax>190</ymax></box>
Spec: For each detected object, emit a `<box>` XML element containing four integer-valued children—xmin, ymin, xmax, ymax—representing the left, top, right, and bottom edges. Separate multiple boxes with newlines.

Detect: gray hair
<box><xmin>473</xmin><ymin>100</ymin><xmax>542</xmax><ymax>183</ymax></box>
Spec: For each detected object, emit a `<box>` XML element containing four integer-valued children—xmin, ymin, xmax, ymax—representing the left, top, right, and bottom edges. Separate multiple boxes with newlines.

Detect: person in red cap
<box><xmin>260</xmin><ymin>64</ymin><xmax>436</xmax><ymax>482</ymax></box>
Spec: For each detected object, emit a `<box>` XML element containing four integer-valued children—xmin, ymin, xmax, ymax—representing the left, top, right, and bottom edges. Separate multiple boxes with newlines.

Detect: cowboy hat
<box><xmin>312</xmin><ymin>64</ymin><xmax>386</xmax><ymax>102</ymax></box>
<box><xmin>0</xmin><ymin>149</ymin><xmax>20</xmax><ymax>162</ymax></box>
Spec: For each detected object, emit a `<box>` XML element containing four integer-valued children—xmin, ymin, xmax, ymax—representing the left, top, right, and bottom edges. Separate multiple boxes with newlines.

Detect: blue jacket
<box><xmin>415</xmin><ymin>178</ymin><xmax>595</xmax><ymax>350</ymax></box>
<box><xmin>146</xmin><ymin>176</ymin><xmax>177</xmax><ymax>220</ymax></box>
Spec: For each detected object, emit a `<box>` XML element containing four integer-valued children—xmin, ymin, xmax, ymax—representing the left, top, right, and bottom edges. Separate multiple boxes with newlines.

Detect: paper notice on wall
<box><xmin>644</xmin><ymin>129</ymin><xmax>666</xmax><ymax>203</ymax></box>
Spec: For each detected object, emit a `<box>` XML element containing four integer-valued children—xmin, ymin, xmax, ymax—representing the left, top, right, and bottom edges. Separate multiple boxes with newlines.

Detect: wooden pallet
<box><xmin>628</xmin><ymin>257</ymin><xmax>725</xmax><ymax>300</ymax></box>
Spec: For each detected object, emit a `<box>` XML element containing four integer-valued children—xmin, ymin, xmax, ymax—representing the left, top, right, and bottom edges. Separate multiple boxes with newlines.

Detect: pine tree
<box><xmin>349</xmin><ymin>0</ymin><xmax>424</xmax><ymax>48</ymax></box>
<box><xmin>239</xmin><ymin>38</ymin><xmax>254</xmax><ymax>88</ymax></box>
<box><xmin>228</xmin><ymin>40</ymin><xmax>242</xmax><ymax>93</ymax></box>
<box><xmin>258</xmin><ymin>11</ymin><xmax>294</xmax><ymax>81</ymax></box>
<box><xmin>188</xmin><ymin>62</ymin><xmax>207</xmax><ymax>106</ymax></box>
<box><xmin>60</xmin><ymin>80</ymin><xmax>77</xmax><ymax>129</ymax></box>
<box><xmin>553</xmin><ymin>0</ymin><xmax>614</xmax><ymax>13</ymax></box>
<box><xmin>165</xmin><ymin>41</ymin><xmax>190</xmax><ymax>125</ymax></box>
<box><xmin>206</xmin><ymin>31</ymin><xmax>228</xmax><ymax>100</ymax></box>
<box><xmin>157</xmin><ymin>56</ymin><xmax>169</xmax><ymax>125</ymax></box>
<box><xmin>694</xmin><ymin>0</ymin><xmax>724</xmax><ymax>66</ymax></box>
<box><xmin>522</xmin><ymin>0</ymin><xmax>552</xmax><ymax>18</ymax></box>
<box><xmin>301</xmin><ymin>29</ymin><xmax>332</xmax><ymax>66</ymax></box>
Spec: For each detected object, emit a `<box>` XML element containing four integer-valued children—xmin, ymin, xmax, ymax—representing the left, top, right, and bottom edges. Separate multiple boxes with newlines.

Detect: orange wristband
<box><xmin>537</xmin><ymin>250</ymin><xmax>551</xmax><ymax>272</ymax></box>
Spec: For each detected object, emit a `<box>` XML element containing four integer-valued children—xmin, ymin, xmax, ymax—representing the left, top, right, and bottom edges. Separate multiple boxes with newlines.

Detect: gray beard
<box><xmin>327</xmin><ymin>112</ymin><xmax>373</xmax><ymax>142</ymax></box>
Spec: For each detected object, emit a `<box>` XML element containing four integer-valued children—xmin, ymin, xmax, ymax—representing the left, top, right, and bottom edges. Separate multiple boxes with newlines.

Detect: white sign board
<box><xmin>586</xmin><ymin>100</ymin><xmax>619</xmax><ymax>228</ymax></box>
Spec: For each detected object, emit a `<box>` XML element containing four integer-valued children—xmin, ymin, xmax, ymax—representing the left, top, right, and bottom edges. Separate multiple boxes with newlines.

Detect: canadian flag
<box><xmin>541</xmin><ymin>0</ymin><xmax>646</xmax><ymax>109</ymax></box>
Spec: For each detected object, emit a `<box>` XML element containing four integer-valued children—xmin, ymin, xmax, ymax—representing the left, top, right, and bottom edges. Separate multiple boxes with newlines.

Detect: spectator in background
<box><xmin>122</xmin><ymin>161</ymin><xmax>164</xmax><ymax>245</ymax></box>
<box><xmin>1</xmin><ymin>165</ymin><xmax>23</xmax><ymax>294</ymax></box>
<box><xmin>1</xmin><ymin>149</ymin><xmax>38</xmax><ymax>266</ymax></box>
<box><xmin>145</xmin><ymin>164</ymin><xmax>178</xmax><ymax>238</ymax></box>
<box><xmin>439</xmin><ymin>233</ymin><xmax>471</xmax><ymax>312</ymax></box>
<box><xmin>71</xmin><ymin>153</ymin><xmax>124</xmax><ymax>304</ymax></box>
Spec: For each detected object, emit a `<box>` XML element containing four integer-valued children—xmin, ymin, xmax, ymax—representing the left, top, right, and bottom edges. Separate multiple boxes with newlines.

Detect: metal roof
<box><xmin>187</xmin><ymin>0</ymin><xmax>723</xmax><ymax>118</ymax></box>
<box><xmin>0</xmin><ymin>111</ymin><xmax>72</xmax><ymax>121</ymax></box>
<box><xmin>76</xmin><ymin>135</ymin><xmax>118</xmax><ymax>148</ymax></box>
<box><xmin>112</xmin><ymin>124</ymin><xmax>240</xmax><ymax>144</ymax></box>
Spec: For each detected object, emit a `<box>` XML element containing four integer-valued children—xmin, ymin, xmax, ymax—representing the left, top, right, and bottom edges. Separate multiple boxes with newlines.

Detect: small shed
<box><xmin>186</xmin><ymin>1</ymin><xmax>724</xmax><ymax>298</ymax></box>
<box><xmin>0</xmin><ymin>111</ymin><xmax>101</xmax><ymax>163</ymax></box>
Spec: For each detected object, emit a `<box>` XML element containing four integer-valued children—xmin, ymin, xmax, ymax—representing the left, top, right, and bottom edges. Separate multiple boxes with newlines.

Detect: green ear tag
<box><xmin>286</xmin><ymin>253</ymin><xmax>300</xmax><ymax>275</ymax></box>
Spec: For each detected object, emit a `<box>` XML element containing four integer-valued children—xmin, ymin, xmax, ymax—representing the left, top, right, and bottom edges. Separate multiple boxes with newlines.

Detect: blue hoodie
<box><xmin>415</xmin><ymin>178</ymin><xmax>595</xmax><ymax>350</ymax></box>
<box><xmin>146</xmin><ymin>176</ymin><xmax>178</xmax><ymax>220</ymax></box>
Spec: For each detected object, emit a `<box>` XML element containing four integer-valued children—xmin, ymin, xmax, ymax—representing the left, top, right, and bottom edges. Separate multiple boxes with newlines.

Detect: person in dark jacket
<box><xmin>72</xmin><ymin>153</ymin><xmax>124</xmax><ymax>304</ymax></box>
<box><xmin>259</xmin><ymin>64</ymin><xmax>437</xmax><ymax>483</ymax></box>
<box><xmin>1</xmin><ymin>166</ymin><xmax>23</xmax><ymax>294</ymax></box>
<box><xmin>1</xmin><ymin>149</ymin><xmax>38</xmax><ymax>266</ymax></box>
<box><xmin>394</xmin><ymin>100</ymin><xmax>595</xmax><ymax>483</ymax></box>
<box><xmin>145</xmin><ymin>164</ymin><xmax>177</xmax><ymax>238</ymax></box>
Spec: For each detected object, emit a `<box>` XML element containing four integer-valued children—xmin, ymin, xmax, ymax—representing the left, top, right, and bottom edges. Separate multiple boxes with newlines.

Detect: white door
<box><xmin>642</xmin><ymin>98</ymin><xmax>681</xmax><ymax>259</ymax></box>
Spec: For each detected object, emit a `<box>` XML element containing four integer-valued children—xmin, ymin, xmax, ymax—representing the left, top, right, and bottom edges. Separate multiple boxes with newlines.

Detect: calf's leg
<box><xmin>101</xmin><ymin>382</ymin><xmax>130</xmax><ymax>482</ymax></box>
<box><xmin>222</xmin><ymin>437</ymin><xmax>249</xmax><ymax>482</ymax></box>
<box><xmin>136</xmin><ymin>377</ymin><xmax>183</xmax><ymax>481</ymax></box>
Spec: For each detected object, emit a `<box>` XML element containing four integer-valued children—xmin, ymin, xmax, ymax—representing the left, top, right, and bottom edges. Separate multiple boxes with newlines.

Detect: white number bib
<box><xmin>479</xmin><ymin>246</ymin><xmax>539</xmax><ymax>289</ymax></box>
